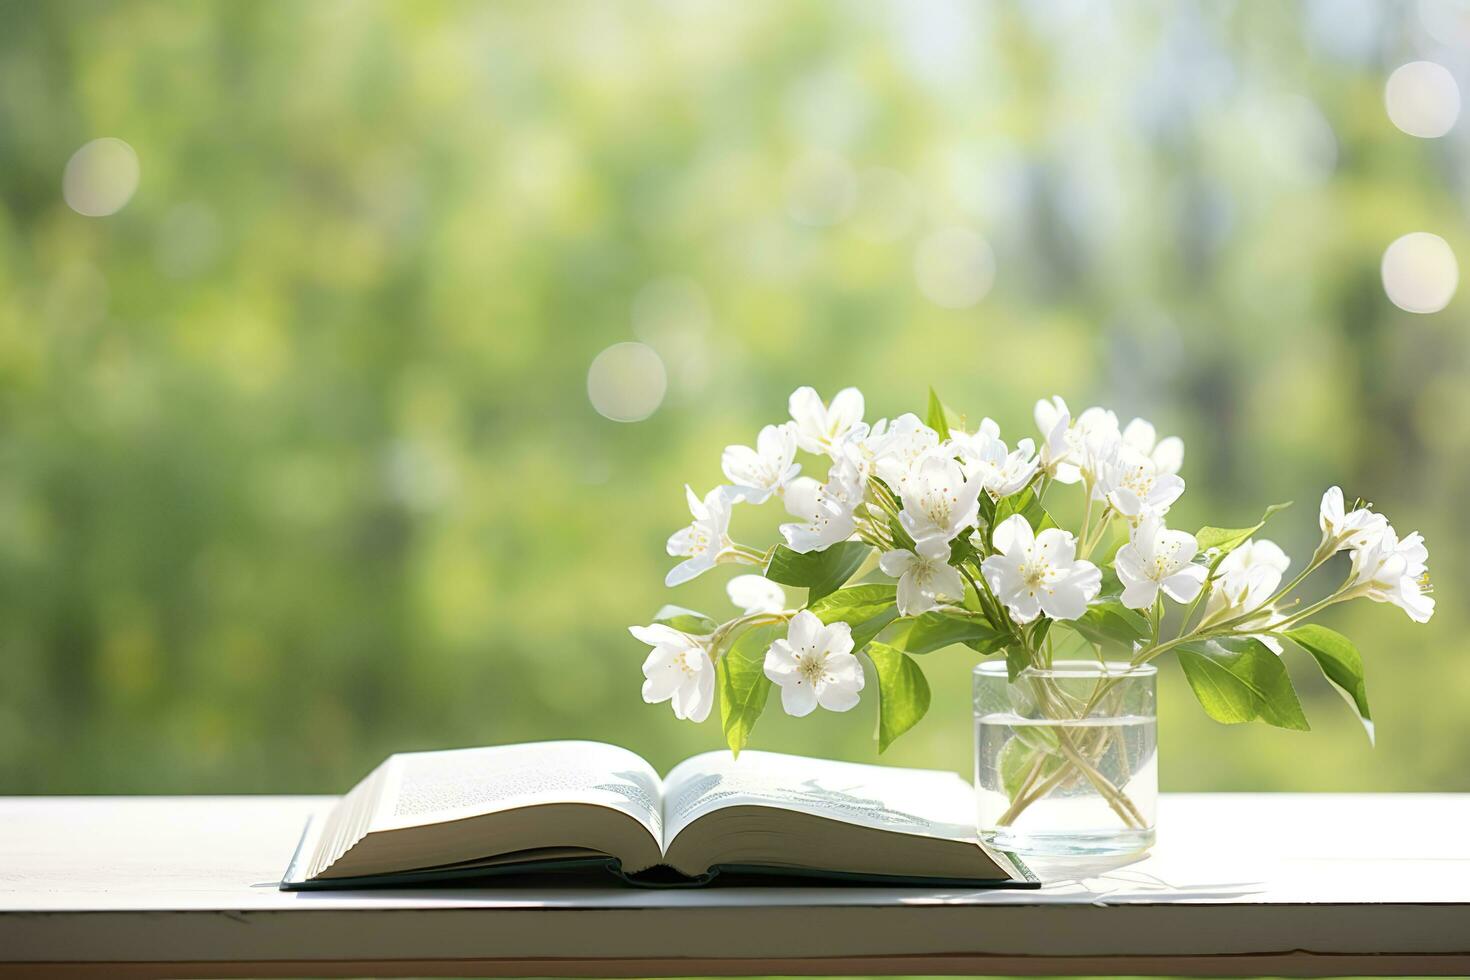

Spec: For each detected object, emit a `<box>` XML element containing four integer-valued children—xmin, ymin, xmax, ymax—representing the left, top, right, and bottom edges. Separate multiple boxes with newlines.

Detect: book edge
<box><xmin>281</xmin><ymin>812</ymin><xmax>1042</xmax><ymax>891</ymax></box>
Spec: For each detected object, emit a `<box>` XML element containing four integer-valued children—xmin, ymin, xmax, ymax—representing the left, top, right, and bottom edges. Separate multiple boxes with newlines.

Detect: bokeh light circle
<box><xmin>587</xmin><ymin>342</ymin><xmax>667</xmax><ymax>422</ymax></box>
<box><xmin>914</xmin><ymin>227</ymin><xmax>996</xmax><ymax>309</ymax></box>
<box><xmin>63</xmin><ymin>137</ymin><xmax>140</xmax><ymax>216</ymax></box>
<box><xmin>1384</xmin><ymin>61</ymin><xmax>1460</xmax><ymax>138</ymax></box>
<box><xmin>1381</xmin><ymin>232</ymin><xmax>1458</xmax><ymax>314</ymax></box>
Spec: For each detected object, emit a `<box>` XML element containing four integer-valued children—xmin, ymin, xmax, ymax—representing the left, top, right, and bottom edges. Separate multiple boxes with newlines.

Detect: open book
<box><xmin>280</xmin><ymin>741</ymin><xmax>1036</xmax><ymax>890</ymax></box>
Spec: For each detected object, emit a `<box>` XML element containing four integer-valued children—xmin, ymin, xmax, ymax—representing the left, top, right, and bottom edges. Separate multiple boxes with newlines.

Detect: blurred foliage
<box><xmin>0</xmin><ymin>0</ymin><xmax>1466</xmax><ymax>795</ymax></box>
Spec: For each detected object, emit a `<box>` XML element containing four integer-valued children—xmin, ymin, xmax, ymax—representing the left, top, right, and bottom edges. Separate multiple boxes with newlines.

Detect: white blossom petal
<box><xmin>1122</xmin><ymin>418</ymin><xmax>1156</xmax><ymax>454</ymax></box>
<box><xmin>786</xmin><ymin>609</ymin><xmax>821</xmax><ymax>649</ymax></box>
<box><xmin>896</xmin><ymin>572</ymin><xmax>932</xmax><ymax>616</ymax></box>
<box><xmin>664</xmin><ymin>555</ymin><xmax>713</xmax><ymax>587</ymax></box>
<box><xmin>1153</xmin><ymin>436</ymin><xmax>1184</xmax><ymax>475</ymax></box>
<box><xmin>1040</xmin><ymin>561</ymin><xmax>1101</xmax><ymax>620</ymax></box>
<box><xmin>670</xmin><ymin>660</ymin><xmax>715</xmax><ymax>722</ymax></box>
<box><xmin>991</xmin><ymin>513</ymin><xmax>1034</xmax><ymax>555</ymax></box>
<box><xmin>818</xmin><ymin>619</ymin><xmax>855</xmax><ymax>658</ymax></box>
<box><xmin>1160</xmin><ymin>564</ymin><xmax>1207</xmax><ymax>603</ymax></box>
<box><xmin>726</xmin><ymin>575</ymin><xmax>786</xmax><ymax>615</ymax></box>
<box><xmin>779</xmin><ymin>677</ymin><xmax>819</xmax><ymax>717</ymax></box>
<box><xmin>815</xmin><ymin>652</ymin><xmax>864</xmax><ymax>712</ymax></box>
<box><xmin>879</xmin><ymin>548</ymin><xmax>917</xmax><ymax>578</ymax></box>
<box><xmin>763</xmin><ymin>638</ymin><xmax>798</xmax><ymax>679</ymax></box>
<box><xmin>641</xmin><ymin>647</ymin><xmax>685</xmax><ymax>700</ymax></box>
<box><xmin>629</xmin><ymin>624</ymin><xmax>686</xmax><ymax>646</ymax></box>
<box><xmin>827</xmin><ymin>388</ymin><xmax>865</xmax><ymax>438</ymax></box>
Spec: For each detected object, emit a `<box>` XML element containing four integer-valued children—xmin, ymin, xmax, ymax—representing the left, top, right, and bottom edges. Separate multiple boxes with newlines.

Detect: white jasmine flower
<box><xmin>789</xmin><ymin>386</ymin><xmax>865</xmax><ymax>457</ymax></box>
<box><xmin>1209</xmin><ymin>538</ymin><xmax>1291</xmax><ymax>614</ymax></box>
<box><xmin>898</xmin><ymin>448</ymin><xmax>985</xmax><ymax>546</ymax></box>
<box><xmin>666</xmin><ymin>485</ymin><xmax>740</xmax><ymax>587</ymax></box>
<box><xmin>980</xmin><ymin>514</ymin><xmax>1101</xmax><ymax>623</ymax></box>
<box><xmin>1035</xmin><ymin>396</ymin><xmax>1074</xmax><ymax>480</ymax></box>
<box><xmin>1034</xmin><ymin>396</ymin><xmax>1121</xmax><ymax>486</ymax></box>
<box><xmin>1073</xmin><ymin>410</ymin><xmax>1125</xmax><ymax>493</ymax></box>
<box><xmin>1075</xmin><ymin>406</ymin><xmax>1122</xmax><ymax>441</ymax></box>
<box><xmin>1100</xmin><ymin>447</ymin><xmax>1186</xmax><ymax>521</ymax></box>
<box><xmin>1122</xmin><ymin>417</ymin><xmax>1184</xmax><ymax>476</ymax></box>
<box><xmin>879</xmin><ymin>536</ymin><xmax>966</xmax><ymax>617</ymax></box>
<box><xmin>824</xmin><ymin>425</ymin><xmax>876</xmax><ymax>486</ymax></box>
<box><xmin>630</xmin><ymin>624</ymin><xmax>715</xmax><ymax>722</ymax></box>
<box><xmin>1319</xmin><ymin>486</ymin><xmax>1389</xmax><ymax>553</ymax></box>
<box><xmin>779</xmin><ymin>462</ymin><xmax>861</xmax><ymax>553</ymax></box>
<box><xmin>869</xmin><ymin>413</ymin><xmax>941</xmax><ymax>493</ymax></box>
<box><xmin>721</xmin><ymin>422</ymin><xmax>801</xmax><ymax>503</ymax></box>
<box><xmin>1202</xmin><ymin>538</ymin><xmax>1291</xmax><ymax>651</ymax></box>
<box><xmin>959</xmin><ymin>434</ymin><xmax>1040</xmax><ymax>500</ymax></box>
<box><xmin>726</xmin><ymin>575</ymin><xmax>787</xmax><ymax>615</ymax></box>
<box><xmin>945</xmin><ymin>416</ymin><xmax>1002</xmax><ymax>460</ymax></box>
<box><xmin>846</xmin><ymin>417</ymin><xmax>885</xmax><ymax>461</ymax></box>
<box><xmin>1349</xmin><ymin>524</ymin><xmax>1435</xmax><ymax>623</ymax></box>
<box><xmin>763</xmin><ymin>610</ymin><xmax>864</xmax><ymax>716</ymax></box>
<box><xmin>1114</xmin><ymin>514</ymin><xmax>1207</xmax><ymax>610</ymax></box>
<box><xmin>1034</xmin><ymin>395</ymin><xmax>1070</xmax><ymax>445</ymax></box>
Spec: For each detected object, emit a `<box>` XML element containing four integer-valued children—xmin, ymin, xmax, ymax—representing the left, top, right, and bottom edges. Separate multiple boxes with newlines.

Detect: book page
<box><xmin>661</xmin><ymin>750</ymin><xmax>978</xmax><ymax>846</ymax></box>
<box><xmin>371</xmin><ymin>741</ymin><xmax>664</xmax><ymax>841</ymax></box>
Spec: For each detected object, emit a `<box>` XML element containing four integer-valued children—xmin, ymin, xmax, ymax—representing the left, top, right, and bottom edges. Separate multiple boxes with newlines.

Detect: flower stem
<box><xmin>707</xmin><ymin>611</ymin><xmax>792</xmax><ymax>661</ymax></box>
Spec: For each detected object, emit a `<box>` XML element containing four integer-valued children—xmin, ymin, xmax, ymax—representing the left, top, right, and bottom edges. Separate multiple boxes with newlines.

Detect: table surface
<box><xmin>1</xmin><ymin>793</ymin><xmax>1467</xmax><ymax>978</ymax></box>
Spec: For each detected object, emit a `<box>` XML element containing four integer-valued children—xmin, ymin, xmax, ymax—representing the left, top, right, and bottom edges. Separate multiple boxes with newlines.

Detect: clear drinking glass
<box><xmin>974</xmin><ymin>660</ymin><xmax>1157</xmax><ymax>856</ymax></box>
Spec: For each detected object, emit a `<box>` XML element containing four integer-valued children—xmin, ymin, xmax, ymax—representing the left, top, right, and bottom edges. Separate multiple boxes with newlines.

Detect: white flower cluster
<box><xmin>630</xmin><ymin>386</ymin><xmax>1435</xmax><ymax>742</ymax></box>
<box><xmin>1319</xmin><ymin>487</ymin><xmax>1435</xmax><ymax>624</ymax></box>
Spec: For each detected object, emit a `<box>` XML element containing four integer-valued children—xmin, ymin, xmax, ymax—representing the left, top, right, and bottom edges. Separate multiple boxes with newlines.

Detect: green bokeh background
<box><xmin>1</xmin><ymin>0</ymin><xmax>1466</xmax><ymax>796</ymax></box>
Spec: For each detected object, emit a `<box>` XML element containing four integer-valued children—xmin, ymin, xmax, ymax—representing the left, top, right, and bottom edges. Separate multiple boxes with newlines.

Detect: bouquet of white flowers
<box><xmin>629</xmin><ymin>386</ymin><xmax>1434</xmax><ymax>806</ymax></box>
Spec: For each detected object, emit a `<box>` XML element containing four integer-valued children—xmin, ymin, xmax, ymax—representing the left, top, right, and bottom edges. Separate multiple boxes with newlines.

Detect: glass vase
<box><xmin>974</xmin><ymin>660</ymin><xmax>1157</xmax><ymax>857</ymax></box>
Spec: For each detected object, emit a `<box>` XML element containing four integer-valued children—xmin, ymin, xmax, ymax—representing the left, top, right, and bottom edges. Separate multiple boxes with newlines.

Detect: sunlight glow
<box><xmin>914</xmin><ymin>227</ymin><xmax>995</xmax><ymax>309</ymax></box>
<box><xmin>1382</xmin><ymin>232</ymin><xmax>1458</xmax><ymax>314</ymax></box>
<box><xmin>63</xmin><ymin>138</ymin><xmax>140</xmax><ymax>217</ymax></box>
<box><xmin>587</xmin><ymin>342</ymin><xmax>668</xmax><ymax>422</ymax></box>
<box><xmin>1385</xmin><ymin>61</ymin><xmax>1460</xmax><ymax>138</ymax></box>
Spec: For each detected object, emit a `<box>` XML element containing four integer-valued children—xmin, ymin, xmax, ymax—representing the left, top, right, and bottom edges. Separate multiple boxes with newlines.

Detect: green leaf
<box><xmin>1176</xmin><ymin>637</ymin><xmax>1310</xmax><ymax>731</ymax></box>
<box><xmin>1285</xmin><ymin>624</ymin><xmax>1373</xmax><ymax>745</ymax></box>
<box><xmin>925</xmin><ymin>387</ymin><xmax>963</xmax><ymax>436</ymax></box>
<box><xmin>1195</xmin><ymin>502</ymin><xmax>1293</xmax><ymax>559</ymax></box>
<box><xmin>866</xmin><ymin>642</ymin><xmax>932</xmax><ymax>752</ymax></box>
<box><xmin>998</xmin><ymin>734</ymin><xmax>1062</xmax><ymax>801</ymax></box>
<box><xmin>1071</xmin><ymin>599</ymin><xmax>1150</xmax><ymax>649</ymax></box>
<box><xmin>886</xmin><ymin>610</ymin><xmax>1006</xmax><ymax>655</ymax></box>
<box><xmin>1004</xmin><ymin>643</ymin><xmax>1031</xmax><ymax>682</ymax></box>
<box><xmin>977</xmin><ymin>491</ymin><xmax>997</xmax><ymax>527</ymax></box>
<box><xmin>653</xmin><ymin>605</ymin><xmax>718</xmax><ymax>635</ymax></box>
<box><xmin>887</xmin><ymin>515</ymin><xmax>916</xmax><ymax>552</ymax></box>
<box><xmin>808</xmin><ymin>584</ymin><xmax>899</xmax><ymax>651</ymax></box>
<box><xmin>991</xmin><ymin>486</ymin><xmax>1056</xmax><ymax>538</ymax></box>
<box><xmin>765</xmin><ymin>541</ymin><xmax>872</xmax><ymax>602</ymax></box>
<box><xmin>808</xmin><ymin>583</ymin><xmax>895</xmax><ymax>621</ymax></box>
<box><xmin>1027</xmin><ymin>618</ymin><xmax>1052</xmax><ymax>648</ymax></box>
<box><xmin>717</xmin><ymin>623</ymin><xmax>783</xmax><ymax>757</ymax></box>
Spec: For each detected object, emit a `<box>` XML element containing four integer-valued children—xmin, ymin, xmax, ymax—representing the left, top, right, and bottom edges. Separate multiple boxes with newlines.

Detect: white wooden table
<box><xmin>1</xmin><ymin>794</ymin><xmax>1466</xmax><ymax>978</ymax></box>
